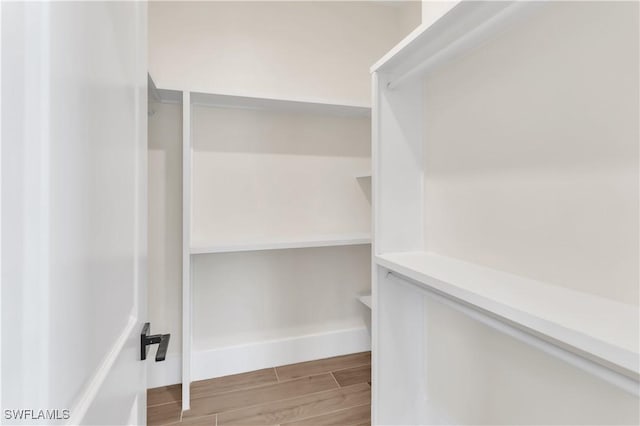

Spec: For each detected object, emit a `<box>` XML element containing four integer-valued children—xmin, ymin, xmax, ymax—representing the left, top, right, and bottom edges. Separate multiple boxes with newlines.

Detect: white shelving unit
<box><xmin>165</xmin><ymin>85</ymin><xmax>373</xmax><ymax>410</ymax></box>
<box><xmin>376</xmin><ymin>252</ymin><xmax>639</xmax><ymax>375</ymax></box>
<box><xmin>371</xmin><ymin>1</ymin><xmax>640</xmax><ymax>425</ymax></box>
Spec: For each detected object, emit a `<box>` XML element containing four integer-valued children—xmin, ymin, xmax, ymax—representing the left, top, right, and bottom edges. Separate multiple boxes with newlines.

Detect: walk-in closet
<box><xmin>145</xmin><ymin>1</ymin><xmax>639</xmax><ymax>425</ymax></box>
<box><xmin>146</xmin><ymin>2</ymin><xmax>420</xmax><ymax>423</ymax></box>
<box><xmin>3</xmin><ymin>1</ymin><xmax>638</xmax><ymax>425</ymax></box>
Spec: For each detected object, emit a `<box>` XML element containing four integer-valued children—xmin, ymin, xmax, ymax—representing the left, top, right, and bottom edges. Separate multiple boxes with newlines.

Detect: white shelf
<box><xmin>370</xmin><ymin>1</ymin><xmax>536</xmax><ymax>86</ymax></box>
<box><xmin>354</xmin><ymin>172</ymin><xmax>372</xmax><ymax>179</ymax></box>
<box><xmin>190</xmin><ymin>91</ymin><xmax>370</xmax><ymax>117</ymax></box>
<box><xmin>375</xmin><ymin>251</ymin><xmax>640</xmax><ymax>377</ymax></box>
<box><xmin>147</xmin><ymin>75</ymin><xmax>182</xmax><ymax>103</ymax></box>
<box><xmin>148</xmin><ymin>71</ymin><xmax>370</xmax><ymax>116</ymax></box>
<box><xmin>155</xmin><ymin>87</ymin><xmax>182</xmax><ymax>103</ymax></box>
<box><xmin>358</xmin><ymin>294</ymin><xmax>372</xmax><ymax>309</ymax></box>
<box><xmin>191</xmin><ymin>234</ymin><xmax>371</xmax><ymax>254</ymax></box>
<box><xmin>148</xmin><ymin>82</ymin><xmax>370</xmax><ymax>117</ymax></box>
<box><xmin>147</xmin><ymin>74</ymin><xmax>162</xmax><ymax>103</ymax></box>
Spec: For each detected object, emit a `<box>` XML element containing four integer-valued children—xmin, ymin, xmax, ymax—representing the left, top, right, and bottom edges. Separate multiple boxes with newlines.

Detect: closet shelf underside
<box><xmin>152</xmin><ymin>86</ymin><xmax>370</xmax><ymax>117</ymax></box>
<box><xmin>191</xmin><ymin>233</ymin><xmax>371</xmax><ymax>254</ymax></box>
<box><xmin>375</xmin><ymin>251</ymin><xmax>640</xmax><ymax>378</ymax></box>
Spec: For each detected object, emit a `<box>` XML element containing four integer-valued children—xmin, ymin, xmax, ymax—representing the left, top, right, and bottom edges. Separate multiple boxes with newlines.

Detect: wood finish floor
<box><xmin>147</xmin><ymin>352</ymin><xmax>372</xmax><ymax>426</ymax></box>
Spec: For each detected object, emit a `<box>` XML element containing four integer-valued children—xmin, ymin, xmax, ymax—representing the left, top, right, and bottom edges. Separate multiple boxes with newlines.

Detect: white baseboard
<box><xmin>147</xmin><ymin>326</ymin><xmax>371</xmax><ymax>388</ymax></box>
<box><xmin>193</xmin><ymin>326</ymin><xmax>371</xmax><ymax>381</ymax></box>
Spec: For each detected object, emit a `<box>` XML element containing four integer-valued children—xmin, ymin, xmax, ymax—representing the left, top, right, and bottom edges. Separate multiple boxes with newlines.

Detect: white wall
<box><xmin>191</xmin><ymin>105</ymin><xmax>371</xmax><ymax>247</ymax></box>
<box><xmin>418</xmin><ymin>2</ymin><xmax>639</xmax><ymax>423</ymax></box>
<box><xmin>423</xmin><ymin>1</ymin><xmax>639</xmax><ymax>304</ymax></box>
<box><xmin>149</xmin><ymin>1</ymin><xmax>421</xmax><ymax>105</ymax></box>
<box><xmin>192</xmin><ymin>246</ymin><xmax>371</xmax><ymax>350</ymax></box>
<box><xmin>421</xmin><ymin>0</ymin><xmax>457</xmax><ymax>28</ymax></box>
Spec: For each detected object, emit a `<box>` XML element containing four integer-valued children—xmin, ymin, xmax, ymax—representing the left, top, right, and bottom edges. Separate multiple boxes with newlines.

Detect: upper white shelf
<box><xmin>190</xmin><ymin>91</ymin><xmax>371</xmax><ymax>117</ymax></box>
<box><xmin>191</xmin><ymin>233</ymin><xmax>371</xmax><ymax>255</ymax></box>
<box><xmin>147</xmin><ymin>78</ymin><xmax>370</xmax><ymax>117</ymax></box>
<box><xmin>148</xmin><ymin>75</ymin><xmax>183</xmax><ymax>104</ymax></box>
<box><xmin>375</xmin><ymin>251</ymin><xmax>640</xmax><ymax>378</ymax></box>
<box><xmin>371</xmin><ymin>1</ymin><xmax>537</xmax><ymax>86</ymax></box>
<box><xmin>154</xmin><ymin>87</ymin><xmax>182</xmax><ymax>103</ymax></box>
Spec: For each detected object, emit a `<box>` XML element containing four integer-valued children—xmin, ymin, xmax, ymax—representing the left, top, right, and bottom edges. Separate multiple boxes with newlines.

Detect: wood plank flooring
<box><xmin>147</xmin><ymin>352</ymin><xmax>371</xmax><ymax>426</ymax></box>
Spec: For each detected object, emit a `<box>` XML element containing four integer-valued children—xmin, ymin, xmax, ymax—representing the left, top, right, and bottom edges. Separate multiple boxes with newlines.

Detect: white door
<box><xmin>2</xmin><ymin>2</ymin><xmax>148</xmax><ymax>424</ymax></box>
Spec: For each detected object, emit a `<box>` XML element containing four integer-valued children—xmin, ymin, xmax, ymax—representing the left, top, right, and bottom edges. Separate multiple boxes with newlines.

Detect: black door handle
<box><xmin>140</xmin><ymin>322</ymin><xmax>171</xmax><ymax>362</ymax></box>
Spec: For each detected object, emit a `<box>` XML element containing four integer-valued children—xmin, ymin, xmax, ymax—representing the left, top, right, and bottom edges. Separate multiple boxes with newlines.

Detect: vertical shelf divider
<box><xmin>182</xmin><ymin>90</ymin><xmax>192</xmax><ymax>411</ymax></box>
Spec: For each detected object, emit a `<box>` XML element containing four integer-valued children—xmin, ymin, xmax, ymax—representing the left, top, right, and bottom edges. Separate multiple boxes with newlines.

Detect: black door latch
<box><xmin>141</xmin><ymin>322</ymin><xmax>170</xmax><ymax>362</ymax></box>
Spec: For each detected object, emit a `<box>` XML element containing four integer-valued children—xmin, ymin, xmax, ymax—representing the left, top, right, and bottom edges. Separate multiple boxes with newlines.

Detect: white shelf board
<box><xmin>355</xmin><ymin>172</ymin><xmax>372</xmax><ymax>179</ymax></box>
<box><xmin>156</xmin><ymin>89</ymin><xmax>184</xmax><ymax>104</ymax></box>
<box><xmin>189</xmin><ymin>91</ymin><xmax>370</xmax><ymax>117</ymax></box>
<box><xmin>191</xmin><ymin>234</ymin><xmax>371</xmax><ymax>254</ymax></box>
<box><xmin>370</xmin><ymin>1</ymin><xmax>537</xmax><ymax>85</ymax></box>
<box><xmin>358</xmin><ymin>294</ymin><xmax>372</xmax><ymax>309</ymax></box>
<box><xmin>148</xmin><ymin>74</ymin><xmax>182</xmax><ymax>103</ymax></box>
<box><xmin>147</xmin><ymin>74</ymin><xmax>162</xmax><ymax>103</ymax></box>
<box><xmin>147</xmin><ymin>73</ymin><xmax>369</xmax><ymax>116</ymax></box>
<box><xmin>375</xmin><ymin>251</ymin><xmax>640</xmax><ymax>378</ymax></box>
